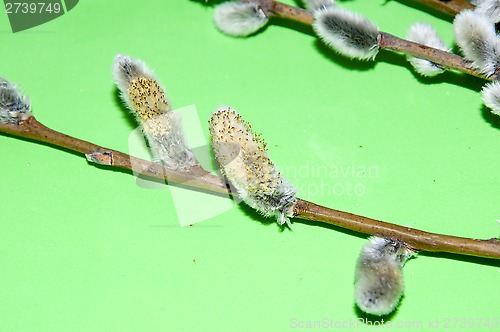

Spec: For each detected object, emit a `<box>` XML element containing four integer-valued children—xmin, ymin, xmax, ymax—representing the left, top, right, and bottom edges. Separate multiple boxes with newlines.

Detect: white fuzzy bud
<box><xmin>355</xmin><ymin>237</ymin><xmax>414</xmax><ymax>316</ymax></box>
<box><xmin>0</xmin><ymin>78</ymin><xmax>32</xmax><ymax>124</ymax></box>
<box><xmin>406</xmin><ymin>23</ymin><xmax>449</xmax><ymax>76</ymax></box>
<box><xmin>313</xmin><ymin>6</ymin><xmax>380</xmax><ymax>60</ymax></box>
<box><xmin>454</xmin><ymin>10</ymin><xmax>500</xmax><ymax>76</ymax></box>
<box><xmin>113</xmin><ymin>54</ymin><xmax>197</xmax><ymax>170</ymax></box>
<box><xmin>214</xmin><ymin>1</ymin><xmax>269</xmax><ymax>37</ymax></box>
<box><xmin>481</xmin><ymin>80</ymin><xmax>500</xmax><ymax>115</ymax></box>
<box><xmin>209</xmin><ymin>107</ymin><xmax>297</xmax><ymax>226</ymax></box>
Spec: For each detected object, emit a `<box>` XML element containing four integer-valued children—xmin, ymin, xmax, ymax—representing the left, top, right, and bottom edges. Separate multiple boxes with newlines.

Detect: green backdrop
<box><xmin>1</xmin><ymin>0</ymin><xmax>499</xmax><ymax>330</ymax></box>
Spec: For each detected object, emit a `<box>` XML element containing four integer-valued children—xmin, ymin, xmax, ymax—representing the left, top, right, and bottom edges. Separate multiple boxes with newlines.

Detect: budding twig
<box><xmin>1</xmin><ymin>81</ymin><xmax>499</xmax><ymax>261</ymax></box>
<box><xmin>240</xmin><ymin>0</ymin><xmax>497</xmax><ymax>81</ymax></box>
<box><xmin>293</xmin><ymin>199</ymin><xmax>500</xmax><ymax>259</ymax></box>
<box><xmin>0</xmin><ymin>116</ymin><xmax>228</xmax><ymax>195</ymax></box>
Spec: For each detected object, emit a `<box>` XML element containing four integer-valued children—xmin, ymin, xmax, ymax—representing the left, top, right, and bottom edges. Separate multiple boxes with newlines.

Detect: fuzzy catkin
<box><xmin>355</xmin><ymin>237</ymin><xmax>414</xmax><ymax>316</ymax></box>
<box><xmin>313</xmin><ymin>6</ymin><xmax>380</xmax><ymax>60</ymax></box>
<box><xmin>454</xmin><ymin>10</ymin><xmax>500</xmax><ymax>76</ymax></box>
<box><xmin>482</xmin><ymin>81</ymin><xmax>500</xmax><ymax>115</ymax></box>
<box><xmin>214</xmin><ymin>1</ymin><xmax>268</xmax><ymax>37</ymax></box>
<box><xmin>113</xmin><ymin>54</ymin><xmax>197</xmax><ymax>170</ymax></box>
<box><xmin>209</xmin><ymin>107</ymin><xmax>297</xmax><ymax>226</ymax></box>
<box><xmin>0</xmin><ymin>78</ymin><xmax>31</xmax><ymax>125</ymax></box>
<box><xmin>406</xmin><ymin>23</ymin><xmax>449</xmax><ymax>76</ymax></box>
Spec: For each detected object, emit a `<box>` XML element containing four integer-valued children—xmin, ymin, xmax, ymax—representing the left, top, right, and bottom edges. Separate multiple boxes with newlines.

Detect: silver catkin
<box><xmin>355</xmin><ymin>237</ymin><xmax>414</xmax><ymax>316</ymax></box>
<box><xmin>0</xmin><ymin>78</ymin><xmax>32</xmax><ymax>125</ymax></box>
<box><xmin>454</xmin><ymin>10</ymin><xmax>500</xmax><ymax>76</ymax></box>
<box><xmin>406</xmin><ymin>22</ymin><xmax>449</xmax><ymax>77</ymax></box>
<box><xmin>313</xmin><ymin>6</ymin><xmax>380</xmax><ymax>60</ymax></box>
<box><xmin>213</xmin><ymin>1</ymin><xmax>269</xmax><ymax>37</ymax></box>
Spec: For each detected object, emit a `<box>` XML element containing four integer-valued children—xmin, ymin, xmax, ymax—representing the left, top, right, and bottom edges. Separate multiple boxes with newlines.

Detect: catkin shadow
<box><xmin>354</xmin><ymin>304</ymin><xmax>399</xmax><ymax>324</ymax></box>
<box><xmin>272</xmin><ymin>16</ymin><xmax>315</xmax><ymax>36</ymax></box>
<box><xmin>188</xmin><ymin>0</ymin><xmax>225</xmax><ymax>7</ymax></box>
<box><xmin>237</xmin><ymin>201</ymin><xmax>286</xmax><ymax>230</ymax></box>
<box><xmin>481</xmin><ymin>105</ymin><xmax>500</xmax><ymax>129</ymax></box>
<box><xmin>313</xmin><ymin>39</ymin><xmax>377</xmax><ymax>71</ymax></box>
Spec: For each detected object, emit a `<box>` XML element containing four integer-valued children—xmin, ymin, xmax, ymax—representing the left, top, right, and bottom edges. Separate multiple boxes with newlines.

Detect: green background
<box><xmin>1</xmin><ymin>0</ymin><xmax>499</xmax><ymax>330</ymax></box>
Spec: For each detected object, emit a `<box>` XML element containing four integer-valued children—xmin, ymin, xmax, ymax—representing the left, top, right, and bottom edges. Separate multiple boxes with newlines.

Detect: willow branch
<box><xmin>243</xmin><ymin>0</ymin><xmax>497</xmax><ymax>81</ymax></box>
<box><xmin>294</xmin><ymin>200</ymin><xmax>500</xmax><ymax>259</ymax></box>
<box><xmin>406</xmin><ymin>0</ymin><xmax>474</xmax><ymax>17</ymax></box>
<box><xmin>1</xmin><ymin>116</ymin><xmax>499</xmax><ymax>260</ymax></box>
<box><xmin>0</xmin><ymin>116</ymin><xmax>229</xmax><ymax>195</ymax></box>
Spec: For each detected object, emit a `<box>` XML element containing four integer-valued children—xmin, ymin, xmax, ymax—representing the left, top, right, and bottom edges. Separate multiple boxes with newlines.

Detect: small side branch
<box><xmin>244</xmin><ymin>0</ymin><xmax>492</xmax><ymax>81</ymax></box>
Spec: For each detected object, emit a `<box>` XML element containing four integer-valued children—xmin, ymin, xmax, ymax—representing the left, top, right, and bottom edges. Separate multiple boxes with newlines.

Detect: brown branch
<box><xmin>0</xmin><ymin>116</ymin><xmax>229</xmax><ymax>195</ymax></box>
<box><xmin>406</xmin><ymin>0</ymin><xmax>474</xmax><ymax>17</ymax></box>
<box><xmin>244</xmin><ymin>0</ymin><xmax>496</xmax><ymax>81</ymax></box>
<box><xmin>294</xmin><ymin>200</ymin><xmax>500</xmax><ymax>259</ymax></box>
<box><xmin>378</xmin><ymin>32</ymin><xmax>496</xmax><ymax>80</ymax></box>
<box><xmin>1</xmin><ymin>116</ymin><xmax>500</xmax><ymax>260</ymax></box>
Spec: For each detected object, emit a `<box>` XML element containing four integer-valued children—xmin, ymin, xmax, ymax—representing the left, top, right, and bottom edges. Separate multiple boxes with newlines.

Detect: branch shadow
<box><xmin>187</xmin><ymin>0</ymin><xmax>225</xmax><ymax>7</ymax></box>
<box><xmin>354</xmin><ymin>304</ymin><xmax>399</xmax><ymax>323</ymax></box>
<box><xmin>389</xmin><ymin>0</ymin><xmax>455</xmax><ymax>22</ymax></box>
<box><xmin>418</xmin><ymin>250</ymin><xmax>500</xmax><ymax>268</ymax></box>
<box><xmin>313</xmin><ymin>39</ymin><xmax>377</xmax><ymax>71</ymax></box>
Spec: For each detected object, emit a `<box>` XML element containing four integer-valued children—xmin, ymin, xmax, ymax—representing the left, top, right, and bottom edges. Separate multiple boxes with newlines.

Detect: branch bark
<box><xmin>2</xmin><ymin>116</ymin><xmax>500</xmax><ymax>260</ymax></box>
<box><xmin>294</xmin><ymin>199</ymin><xmax>500</xmax><ymax>259</ymax></box>
<box><xmin>406</xmin><ymin>0</ymin><xmax>474</xmax><ymax>17</ymax></box>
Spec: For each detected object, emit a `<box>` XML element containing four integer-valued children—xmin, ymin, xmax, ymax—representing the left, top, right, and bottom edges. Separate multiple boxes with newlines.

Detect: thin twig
<box><xmin>406</xmin><ymin>0</ymin><xmax>474</xmax><ymax>17</ymax></box>
<box><xmin>2</xmin><ymin>116</ymin><xmax>500</xmax><ymax>259</ymax></box>
<box><xmin>379</xmin><ymin>32</ymin><xmax>491</xmax><ymax>80</ymax></box>
<box><xmin>294</xmin><ymin>200</ymin><xmax>500</xmax><ymax>259</ymax></box>
<box><xmin>243</xmin><ymin>0</ymin><xmax>496</xmax><ymax>81</ymax></box>
<box><xmin>0</xmin><ymin>116</ymin><xmax>229</xmax><ymax>195</ymax></box>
